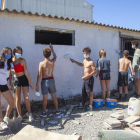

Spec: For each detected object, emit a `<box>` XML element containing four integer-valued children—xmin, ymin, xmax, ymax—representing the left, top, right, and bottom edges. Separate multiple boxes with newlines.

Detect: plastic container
<box><xmin>93</xmin><ymin>99</ymin><xmax>103</xmax><ymax>108</ymax></box>
<box><xmin>107</xmin><ymin>100</ymin><xmax>117</xmax><ymax>107</ymax></box>
<box><xmin>128</xmin><ymin>97</ymin><xmax>140</xmax><ymax>116</ymax></box>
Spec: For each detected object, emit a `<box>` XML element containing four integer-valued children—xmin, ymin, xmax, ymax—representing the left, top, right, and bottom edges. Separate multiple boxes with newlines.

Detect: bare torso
<box><xmin>41</xmin><ymin>60</ymin><xmax>55</xmax><ymax>79</ymax></box>
<box><xmin>119</xmin><ymin>58</ymin><xmax>130</xmax><ymax>72</ymax></box>
<box><xmin>83</xmin><ymin>59</ymin><xmax>94</xmax><ymax>76</ymax></box>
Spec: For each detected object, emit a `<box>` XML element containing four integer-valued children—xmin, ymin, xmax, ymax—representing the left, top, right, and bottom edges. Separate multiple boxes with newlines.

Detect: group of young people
<box><xmin>0</xmin><ymin>40</ymin><xmax>140</xmax><ymax>130</ymax></box>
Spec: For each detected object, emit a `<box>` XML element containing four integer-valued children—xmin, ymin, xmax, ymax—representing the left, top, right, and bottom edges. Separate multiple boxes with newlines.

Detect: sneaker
<box><xmin>87</xmin><ymin>105</ymin><xmax>93</xmax><ymax>111</ymax></box>
<box><xmin>132</xmin><ymin>92</ymin><xmax>138</xmax><ymax>97</ymax></box>
<box><xmin>29</xmin><ymin>113</ymin><xmax>34</xmax><ymax>122</ymax></box>
<box><xmin>40</xmin><ymin>112</ymin><xmax>47</xmax><ymax>118</ymax></box>
<box><xmin>3</xmin><ymin>116</ymin><xmax>9</xmax><ymax>125</ymax></box>
<box><xmin>18</xmin><ymin>116</ymin><xmax>23</xmax><ymax>122</ymax></box>
<box><xmin>1</xmin><ymin>122</ymin><xmax>8</xmax><ymax>130</ymax></box>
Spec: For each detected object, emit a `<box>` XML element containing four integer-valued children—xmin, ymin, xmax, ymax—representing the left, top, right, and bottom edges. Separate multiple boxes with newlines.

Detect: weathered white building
<box><xmin>0</xmin><ymin>1</ymin><xmax>140</xmax><ymax>109</ymax></box>
<box><xmin>1</xmin><ymin>0</ymin><xmax>93</xmax><ymax>22</ymax></box>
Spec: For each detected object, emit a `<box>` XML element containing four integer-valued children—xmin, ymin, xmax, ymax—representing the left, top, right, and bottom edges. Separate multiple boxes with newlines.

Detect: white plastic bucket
<box><xmin>128</xmin><ymin>97</ymin><xmax>140</xmax><ymax>116</ymax></box>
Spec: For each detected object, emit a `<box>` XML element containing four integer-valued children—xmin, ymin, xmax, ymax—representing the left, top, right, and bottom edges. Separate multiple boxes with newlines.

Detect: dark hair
<box><xmin>83</xmin><ymin>47</ymin><xmax>91</xmax><ymax>53</ymax></box>
<box><xmin>13</xmin><ymin>46</ymin><xmax>23</xmax><ymax>55</ymax></box>
<box><xmin>131</xmin><ymin>40</ymin><xmax>139</xmax><ymax>48</ymax></box>
<box><xmin>43</xmin><ymin>47</ymin><xmax>51</xmax><ymax>58</ymax></box>
<box><xmin>123</xmin><ymin>50</ymin><xmax>129</xmax><ymax>57</ymax></box>
<box><xmin>0</xmin><ymin>47</ymin><xmax>13</xmax><ymax>70</ymax></box>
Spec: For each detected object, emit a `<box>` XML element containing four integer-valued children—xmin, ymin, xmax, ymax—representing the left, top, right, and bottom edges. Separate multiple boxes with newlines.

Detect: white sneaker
<box><xmin>29</xmin><ymin>113</ymin><xmax>34</xmax><ymax>122</ymax></box>
<box><xmin>3</xmin><ymin>116</ymin><xmax>9</xmax><ymax>125</ymax></box>
<box><xmin>1</xmin><ymin>122</ymin><xmax>8</xmax><ymax>130</ymax></box>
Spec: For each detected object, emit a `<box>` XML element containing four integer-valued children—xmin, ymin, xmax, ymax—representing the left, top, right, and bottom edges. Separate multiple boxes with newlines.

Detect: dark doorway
<box><xmin>124</xmin><ymin>42</ymin><xmax>135</xmax><ymax>61</ymax></box>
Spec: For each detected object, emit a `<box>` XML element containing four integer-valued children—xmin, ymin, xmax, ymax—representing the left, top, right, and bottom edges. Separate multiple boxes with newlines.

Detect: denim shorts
<box><xmin>41</xmin><ymin>78</ymin><xmax>56</xmax><ymax>95</ymax></box>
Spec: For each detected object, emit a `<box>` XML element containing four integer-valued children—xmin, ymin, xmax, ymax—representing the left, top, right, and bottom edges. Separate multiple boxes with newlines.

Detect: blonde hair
<box><xmin>99</xmin><ymin>49</ymin><xmax>106</xmax><ymax>58</ymax></box>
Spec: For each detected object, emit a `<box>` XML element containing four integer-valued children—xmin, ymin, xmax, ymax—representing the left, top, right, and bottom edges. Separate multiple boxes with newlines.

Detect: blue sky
<box><xmin>86</xmin><ymin>0</ymin><xmax>140</xmax><ymax>30</ymax></box>
<box><xmin>0</xmin><ymin>0</ymin><xmax>140</xmax><ymax>30</ymax></box>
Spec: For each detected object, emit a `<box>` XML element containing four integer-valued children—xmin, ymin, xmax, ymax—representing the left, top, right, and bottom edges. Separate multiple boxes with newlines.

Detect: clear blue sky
<box><xmin>0</xmin><ymin>0</ymin><xmax>140</xmax><ymax>30</ymax></box>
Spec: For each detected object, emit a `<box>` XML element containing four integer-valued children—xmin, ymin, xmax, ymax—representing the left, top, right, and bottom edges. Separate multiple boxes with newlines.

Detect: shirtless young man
<box><xmin>71</xmin><ymin>47</ymin><xmax>96</xmax><ymax>110</ymax></box>
<box><xmin>118</xmin><ymin>50</ymin><xmax>134</xmax><ymax>101</ymax></box>
<box><xmin>36</xmin><ymin>46</ymin><xmax>58</xmax><ymax>117</ymax></box>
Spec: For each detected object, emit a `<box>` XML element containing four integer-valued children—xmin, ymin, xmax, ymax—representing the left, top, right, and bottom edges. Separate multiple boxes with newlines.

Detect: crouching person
<box><xmin>36</xmin><ymin>46</ymin><xmax>58</xmax><ymax>117</ymax></box>
<box><xmin>0</xmin><ymin>47</ymin><xmax>14</xmax><ymax>129</ymax></box>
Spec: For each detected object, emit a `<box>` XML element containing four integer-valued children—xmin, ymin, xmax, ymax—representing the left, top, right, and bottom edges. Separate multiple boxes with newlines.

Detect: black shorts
<box><xmin>84</xmin><ymin>76</ymin><xmax>94</xmax><ymax>93</ymax></box>
<box><xmin>0</xmin><ymin>85</ymin><xmax>9</xmax><ymax>92</ymax></box>
<box><xmin>99</xmin><ymin>72</ymin><xmax>111</xmax><ymax>80</ymax></box>
<box><xmin>118</xmin><ymin>72</ymin><xmax>128</xmax><ymax>86</ymax></box>
<box><xmin>17</xmin><ymin>75</ymin><xmax>29</xmax><ymax>87</ymax></box>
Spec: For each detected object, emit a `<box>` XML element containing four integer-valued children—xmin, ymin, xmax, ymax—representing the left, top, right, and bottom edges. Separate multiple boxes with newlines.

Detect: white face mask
<box><xmin>84</xmin><ymin>55</ymin><xmax>90</xmax><ymax>58</ymax></box>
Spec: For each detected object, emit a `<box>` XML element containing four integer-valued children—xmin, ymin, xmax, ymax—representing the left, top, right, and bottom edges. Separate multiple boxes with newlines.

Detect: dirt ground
<box><xmin>0</xmin><ymin>89</ymin><xmax>138</xmax><ymax>140</ymax></box>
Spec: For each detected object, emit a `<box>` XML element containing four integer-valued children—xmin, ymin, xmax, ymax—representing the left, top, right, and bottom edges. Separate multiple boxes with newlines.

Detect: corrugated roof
<box><xmin>0</xmin><ymin>8</ymin><xmax>140</xmax><ymax>33</ymax></box>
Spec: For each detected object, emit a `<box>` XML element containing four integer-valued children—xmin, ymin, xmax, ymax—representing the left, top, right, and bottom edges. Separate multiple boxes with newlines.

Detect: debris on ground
<box><xmin>9</xmin><ymin>125</ymin><xmax>82</xmax><ymax>140</ymax></box>
<box><xmin>110</xmin><ymin>112</ymin><xmax>124</xmax><ymax>120</ymax></box>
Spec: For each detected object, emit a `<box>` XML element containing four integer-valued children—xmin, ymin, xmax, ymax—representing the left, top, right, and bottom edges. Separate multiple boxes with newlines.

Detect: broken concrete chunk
<box><xmin>103</xmin><ymin>122</ymin><xmax>113</xmax><ymax>130</ymax></box>
<box><xmin>66</xmin><ymin>112</ymin><xmax>71</xmax><ymax>115</ymax></box>
<box><xmin>105</xmin><ymin>118</ymin><xmax>121</xmax><ymax>127</ymax></box>
<box><xmin>110</xmin><ymin>113</ymin><xmax>124</xmax><ymax>120</ymax></box>
<box><xmin>72</xmin><ymin>132</ymin><xmax>77</xmax><ymax>135</ymax></box>
<box><xmin>65</xmin><ymin>115</ymin><xmax>69</xmax><ymax>118</ymax></box>
<box><xmin>48</xmin><ymin>121</ymin><xmax>58</xmax><ymax>125</ymax></box>
<box><xmin>49</xmin><ymin>114</ymin><xmax>53</xmax><ymax>117</ymax></box>
<box><xmin>57</xmin><ymin>116</ymin><xmax>62</xmax><ymax>119</ymax></box>
<box><xmin>72</xmin><ymin>120</ymin><xmax>80</xmax><ymax>124</ymax></box>
<box><xmin>132</xmin><ymin>121</ymin><xmax>140</xmax><ymax>126</ymax></box>
<box><xmin>129</xmin><ymin>124</ymin><xmax>140</xmax><ymax>135</ymax></box>
<box><xmin>125</xmin><ymin>116</ymin><xmax>140</xmax><ymax>124</ymax></box>
<box><xmin>9</xmin><ymin>125</ymin><xmax>82</xmax><ymax>140</ymax></box>
<box><xmin>90</xmin><ymin>112</ymin><xmax>93</xmax><ymax>116</ymax></box>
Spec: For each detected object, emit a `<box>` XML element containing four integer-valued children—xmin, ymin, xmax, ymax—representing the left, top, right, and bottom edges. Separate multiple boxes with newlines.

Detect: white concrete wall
<box><xmin>1</xmin><ymin>13</ymin><xmax>140</xmax><ymax>109</ymax></box>
<box><xmin>4</xmin><ymin>0</ymin><xmax>93</xmax><ymax>22</ymax></box>
<box><xmin>0</xmin><ymin>12</ymin><xmax>121</xmax><ymax>109</ymax></box>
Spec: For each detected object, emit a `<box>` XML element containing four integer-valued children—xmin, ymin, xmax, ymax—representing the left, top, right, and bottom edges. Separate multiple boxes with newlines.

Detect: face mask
<box><xmin>15</xmin><ymin>53</ymin><xmax>22</xmax><ymax>58</ymax></box>
<box><xmin>132</xmin><ymin>45</ymin><xmax>135</xmax><ymax>49</ymax></box>
<box><xmin>84</xmin><ymin>55</ymin><xmax>90</xmax><ymax>58</ymax></box>
<box><xmin>4</xmin><ymin>54</ymin><xmax>11</xmax><ymax>60</ymax></box>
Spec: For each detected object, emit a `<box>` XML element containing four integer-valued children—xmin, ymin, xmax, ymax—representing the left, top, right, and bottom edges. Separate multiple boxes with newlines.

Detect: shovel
<box><xmin>8</xmin><ymin>77</ymin><xmax>22</xmax><ymax>134</ymax></box>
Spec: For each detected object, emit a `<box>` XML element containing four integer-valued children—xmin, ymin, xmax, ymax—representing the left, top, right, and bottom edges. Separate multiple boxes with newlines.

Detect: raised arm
<box><xmin>50</xmin><ymin>46</ymin><xmax>57</xmax><ymax>62</ymax></box>
<box><xmin>71</xmin><ymin>59</ymin><xmax>84</xmax><ymax>67</ymax></box>
<box><xmin>36</xmin><ymin>63</ymin><xmax>43</xmax><ymax>91</ymax></box>
<box><xmin>23</xmin><ymin>59</ymin><xmax>34</xmax><ymax>89</ymax></box>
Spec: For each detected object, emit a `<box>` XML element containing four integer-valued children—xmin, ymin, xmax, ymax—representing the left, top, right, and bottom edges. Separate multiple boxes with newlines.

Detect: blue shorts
<box><xmin>41</xmin><ymin>77</ymin><xmax>56</xmax><ymax>95</ymax></box>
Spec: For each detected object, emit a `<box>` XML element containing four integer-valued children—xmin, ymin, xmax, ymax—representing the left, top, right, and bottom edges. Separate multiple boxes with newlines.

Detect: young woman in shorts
<box><xmin>13</xmin><ymin>46</ymin><xmax>34</xmax><ymax>122</ymax></box>
<box><xmin>96</xmin><ymin>49</ymin><xmax>111</xmax><ymax>104</ymax></box>
<box><xmin>0</xmin><ymin>47</ymin><xmax>14</xmax><ymax>129</ymax></box>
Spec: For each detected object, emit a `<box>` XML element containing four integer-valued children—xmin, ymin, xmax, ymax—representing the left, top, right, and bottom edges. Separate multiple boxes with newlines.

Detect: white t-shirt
<box><xmin>0</xmin><ymin>61</ymin><xmax>13</xmax><ymax>85</ymax></box>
